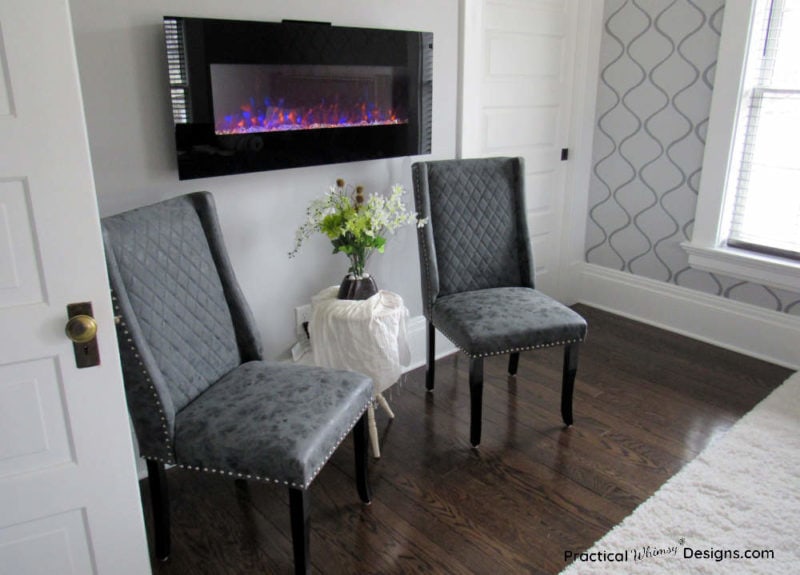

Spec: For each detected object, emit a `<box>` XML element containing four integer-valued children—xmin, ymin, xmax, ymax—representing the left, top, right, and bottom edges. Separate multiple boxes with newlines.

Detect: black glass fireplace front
<box><xmin>164</xmin><ymin>16</ymin><xmax>433</xmax><ymax>180</ymax></box>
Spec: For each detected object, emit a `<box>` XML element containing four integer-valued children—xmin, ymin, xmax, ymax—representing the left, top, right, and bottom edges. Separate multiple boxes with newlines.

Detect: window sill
<box><xmin>682</xmin><ymin>242</ymin><xmax>800</xmax><ymax>292</ymax></box>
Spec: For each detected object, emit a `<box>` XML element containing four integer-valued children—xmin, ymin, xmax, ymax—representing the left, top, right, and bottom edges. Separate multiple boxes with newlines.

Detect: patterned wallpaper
<box><xmin>585</xmin><ymin>0</ymin><xmax>800</xmax><ymax>315</ymax></box>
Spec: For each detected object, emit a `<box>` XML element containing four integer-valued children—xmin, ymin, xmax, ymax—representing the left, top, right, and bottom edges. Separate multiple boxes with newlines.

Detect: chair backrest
<box><xmin>412</xmin><ymin>157</ymin><xmax>534</xmax><ymax>315</ymax></box>
<box><xmin>102</xmin><ymin>192</ymin><xmax>262</xmax><ymax>461</ymax></box>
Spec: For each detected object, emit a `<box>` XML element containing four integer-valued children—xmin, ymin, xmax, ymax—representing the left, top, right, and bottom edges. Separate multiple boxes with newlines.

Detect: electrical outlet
<box><xmin>292</xmin><ymin>304</ymin><xmax>313</xmax><ymax>362</ymax></box>
<box><xmin>295</xmin><ymin>304</ymin><xmax>312</xmax><ymax>341</ymax></box>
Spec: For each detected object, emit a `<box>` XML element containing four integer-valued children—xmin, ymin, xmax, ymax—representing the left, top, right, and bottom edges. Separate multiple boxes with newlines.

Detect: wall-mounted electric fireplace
<box><xmin>164</xmin><ymin>16</ymin><xmax>433</xmax><ymax>180</ymax></box>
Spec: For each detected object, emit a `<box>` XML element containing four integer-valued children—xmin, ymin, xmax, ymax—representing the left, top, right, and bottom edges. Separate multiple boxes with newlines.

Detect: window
<box><xmin>727</xmin><ymin>0</ymin><xmax>800</xmax><ymax>259</ymax></box>
<box><xmin>684</xmin><ymin>0</ymin><xmax>800</xmax><ymax>291</ymax></box>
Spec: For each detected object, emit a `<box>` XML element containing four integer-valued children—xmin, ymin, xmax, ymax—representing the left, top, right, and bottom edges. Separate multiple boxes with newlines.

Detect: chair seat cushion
<box><xmin>432</xmin><ymin>287</ymin><xmax>587</xmax><ymax>358</ymax></box>
<box><xmin>174</xmin><ymin>360</ymin><xmax>372</xmax><ymax>489</ymax></box>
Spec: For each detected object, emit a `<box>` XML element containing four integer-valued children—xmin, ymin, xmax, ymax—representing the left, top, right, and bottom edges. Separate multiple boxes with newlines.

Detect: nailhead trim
<box><xmin>115</xmin><ymin>286</ymin><xmax>370</xmax><ymax>490</ymax></box>
<box><xmin>414</xmin><ymin>165</ymin><xmax>586</xmax><ymax>354</ymax></box>
<box><xmin>112</xmin><ymin>291</ymin><xmax>174</xmax><ymax>458</ymax></box>
<box><xmin>433</xmin><ymin>320</ymin><xmax>585</xmax><ymax>359</ymax></box>
<box><xmin>412</xmin><ymin>166</ymin><xmax>435</xmax><ymax>319</ymax></box>
<box><xmin>142</xmin><ymin>403</ymin><xmax>370</xmax><ymax>490</ymax></box>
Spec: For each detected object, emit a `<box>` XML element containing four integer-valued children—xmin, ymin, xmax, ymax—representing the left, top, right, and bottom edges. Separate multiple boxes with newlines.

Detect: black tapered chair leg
<box><xmin>353</xmin><ymin>413</ymin><xmax>371</xmax><ymax>503</ymax></box>
<box><xmin>469</xmin><ymin>357</ymin><xmax>484</xmax><ymax>447</ymax></box>
<box><xmin>508</xmin><ymin>352</ymin><xmax>520</xmax><ymax>376</ymax></box>
<box><xmin>289</xmin><ymin>487</ymin><xmax>310</xmax><ymax>575</ymax></box>
<box><xmin>561</xmin><ymin>343</ymin><xmax>580</xmax><ymax>426</ymax></box>
<box><xmin>426</xmin><ymin>320</ymin><xmax>436</xmax><ymax>391</ymax></box>
<box><xmin>146</xmin><ymin>459</ymin><xmax>170</xmax><ymax>562</ymax></box>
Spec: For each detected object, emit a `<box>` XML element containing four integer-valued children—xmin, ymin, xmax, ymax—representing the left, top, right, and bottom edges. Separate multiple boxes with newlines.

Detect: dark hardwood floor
<box><xmin>143</xmin><ymin>305</ymin><xmax>792</xmax><ymax>574</ymax></box>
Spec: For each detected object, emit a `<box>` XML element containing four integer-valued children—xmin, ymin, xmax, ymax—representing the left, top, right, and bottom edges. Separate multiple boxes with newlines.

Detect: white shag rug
<box><xmin>560</xmin><ymin>371</ymin><xmax>800</xmax><ymax>574</ymax></box>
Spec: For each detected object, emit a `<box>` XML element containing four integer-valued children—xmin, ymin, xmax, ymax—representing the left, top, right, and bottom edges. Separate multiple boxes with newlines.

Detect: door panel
<box><xmin>462</xmin><ymin>0</ymin><xmax>578</xmax><ymax>297</ymax></box>
<box><xmin>0</xmin><ymin>0</ymin><xmax>151</xmax><ymax>573</ymax></box>
<box><xmin>0</xmin><ymin>510</ymin><xmax>94</xmax><ymax>574</ymax></box>
<box><xmin>0</xmin><ymin>358</ymin><xmax>73</xmax><ymax>478</ymax></box>
<box><xmin>0</xmin><ymin>180</ymin><xmax>45</xmax><ymax>305</ymax></box>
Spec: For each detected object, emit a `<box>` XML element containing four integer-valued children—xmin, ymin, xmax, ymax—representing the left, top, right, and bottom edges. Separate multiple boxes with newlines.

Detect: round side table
<box><xmin>309</xmin><ymin>286</ymin><xmax>410</xmax><ymax>458</ymax></box>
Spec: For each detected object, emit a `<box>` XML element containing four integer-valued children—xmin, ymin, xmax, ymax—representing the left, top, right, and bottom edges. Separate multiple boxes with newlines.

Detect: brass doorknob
<box><xmin>65</xmin><ymin>314</ymin><xmax>98</xmax><ymax>344</ymax></box>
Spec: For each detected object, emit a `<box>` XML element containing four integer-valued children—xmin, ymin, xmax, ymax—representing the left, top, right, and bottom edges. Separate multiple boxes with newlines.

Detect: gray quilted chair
<box><xmin>412</xmin><ymin>157</ymin><xmax>588</xmax><ymax>447</ymax></box>
<box><xmin>102</xmin><ymin>192</ymin><xmax>372</xmax><ymax>575</ymax></box>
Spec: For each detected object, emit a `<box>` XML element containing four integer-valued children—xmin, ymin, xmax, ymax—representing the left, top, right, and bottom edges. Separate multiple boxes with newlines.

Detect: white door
<box><xmin>461</xmin><ymin>0</ymin><xmax>578</xmax><ymax>298</ymax></box>
<box><xmin>0</xmin><ymin>0</ymin><xmax>151</xmax><ymax>573</ymax></box>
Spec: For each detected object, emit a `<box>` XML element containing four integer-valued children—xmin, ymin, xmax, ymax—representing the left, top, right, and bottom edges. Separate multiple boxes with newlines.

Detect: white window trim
<box><xmin>683</xmin><ymin>0</ymin><xmax>800</xmax><ymax>292</ymax></box>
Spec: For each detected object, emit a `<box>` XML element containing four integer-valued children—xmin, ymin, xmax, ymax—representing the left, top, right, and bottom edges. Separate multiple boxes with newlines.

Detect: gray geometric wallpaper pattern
<box><xmin>585</xmin><ymin>0</ymin><xmax>800</xmax><ymax>315</ymax></box>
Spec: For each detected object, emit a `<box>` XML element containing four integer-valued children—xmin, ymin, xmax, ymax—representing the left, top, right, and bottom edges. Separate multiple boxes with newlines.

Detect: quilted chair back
<box><xmin>412</xmin><ymin>157</ymin><xmax>535</xmax><ymax>314</ymax></box>
<box><xmin>102</xmin><ymin>192</ymin><xmax>262</xmax><ymax>461</ymax></box>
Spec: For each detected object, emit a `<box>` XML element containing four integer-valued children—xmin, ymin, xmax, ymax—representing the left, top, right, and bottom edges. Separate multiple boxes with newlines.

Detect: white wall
<box><xmin>69</xmin><ymin>0</ymin><xmax>459</xmax><ymax>359</ymax></box>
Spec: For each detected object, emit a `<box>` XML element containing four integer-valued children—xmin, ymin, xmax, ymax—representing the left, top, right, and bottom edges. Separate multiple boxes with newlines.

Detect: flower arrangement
<box><xmin>290</xmin><ymin>179</ymin><xmax>425</xmax><ymax>278</ymax></box>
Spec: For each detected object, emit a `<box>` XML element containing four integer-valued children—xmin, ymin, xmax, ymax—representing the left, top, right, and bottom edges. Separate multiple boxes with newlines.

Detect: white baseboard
<box><xmin>404</xmin><ymin>315</ymin><xmax>458</xmax><ymax>373</ymax></box>
<box><xmin>575</xmin><ymin>263</ymin><xmax>800</xmax><ymax>370</ymax></box>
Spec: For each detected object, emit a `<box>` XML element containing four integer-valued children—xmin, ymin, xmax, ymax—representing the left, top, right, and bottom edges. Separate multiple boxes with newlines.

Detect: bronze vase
<box><xmin>337</xmin><ymin>273</ymin><xmax>378</xmax><ymax>300</ymax></box>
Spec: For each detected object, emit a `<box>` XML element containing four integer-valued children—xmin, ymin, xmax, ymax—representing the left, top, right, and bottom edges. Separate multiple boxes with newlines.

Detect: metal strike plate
<box><xmin>66</xmin><ymin>302</ymin><xmax>101</xmax><ymax>368</ymax></box>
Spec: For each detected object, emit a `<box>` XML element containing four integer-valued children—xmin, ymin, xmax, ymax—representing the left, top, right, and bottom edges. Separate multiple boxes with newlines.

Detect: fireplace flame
<box><xmin>215</xmin><ymin>97</ymin><xmax>407</xmax><ymax>135</ymax></box>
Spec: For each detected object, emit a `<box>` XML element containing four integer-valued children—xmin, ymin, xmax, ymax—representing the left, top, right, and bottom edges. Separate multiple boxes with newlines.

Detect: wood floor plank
<box><xmin>144</xmin><ymin>305</ymin><xmax>792</xmax><ymax>574</ymax></box>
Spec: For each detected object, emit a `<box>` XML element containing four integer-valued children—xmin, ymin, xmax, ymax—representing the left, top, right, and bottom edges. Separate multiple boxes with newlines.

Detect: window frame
<box><xmin>683</xmin><ymin>0</ymin><xmax>800</xmax><ymax>292</ymax></box>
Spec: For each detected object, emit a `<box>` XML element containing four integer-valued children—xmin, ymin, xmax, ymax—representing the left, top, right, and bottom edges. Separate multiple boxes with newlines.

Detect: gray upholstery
<box><xmin>103</xmin><ymin>195</ymin><xmax>242</xmax><ymax>416</ymax></box>
<box><xmin>413</xmin><ymin>157</ymin><xmax>587</xmax><ymax>358</ymax></box>
<box><xmin>102</xmin><ymin>192</ymin><xmax>372</xmax><ymax>488</ymax></box>
<box><xmin>175</xmin><ymin>361</ymin><xmax>369</xmax><ymax>487</ymax></box>
<box><xmin>413</xmin><ymin>157</ymin><xmax>534</xmax><ymax>317</ymax></box>
<box><xmin>432</xmin><ymin>287</ymin><xmax>587</xmax><ymax>357</ymax></box>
